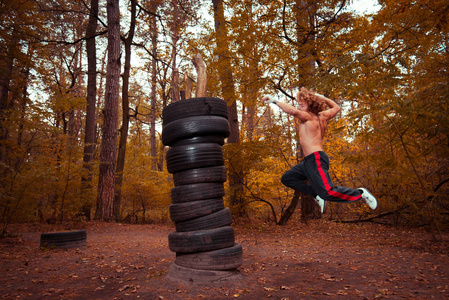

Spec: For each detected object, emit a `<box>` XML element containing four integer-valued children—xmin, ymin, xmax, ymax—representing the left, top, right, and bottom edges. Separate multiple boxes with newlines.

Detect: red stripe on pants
<box><xmin>314</xmin><ymin>152</ymin><xmax>360</xmax><ymax>201</ymax></box>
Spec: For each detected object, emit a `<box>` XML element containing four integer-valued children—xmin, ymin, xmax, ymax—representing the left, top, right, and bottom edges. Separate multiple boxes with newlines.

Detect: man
<box><xmin>263</xmin><ymin>88</ymin><xmax>377</xmax><ymax>213</ymax></box>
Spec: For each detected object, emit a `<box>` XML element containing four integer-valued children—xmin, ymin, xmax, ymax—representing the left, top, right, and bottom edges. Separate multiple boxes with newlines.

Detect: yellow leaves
<box><xmin>119</xmin><ymin>139</ymin><xmax>171</xmax><ymax>220</ymax></box>
<box><xmin>49</xmin><ymin>92</ymin><xmax>85</xmax><ymax>113</ymax></box>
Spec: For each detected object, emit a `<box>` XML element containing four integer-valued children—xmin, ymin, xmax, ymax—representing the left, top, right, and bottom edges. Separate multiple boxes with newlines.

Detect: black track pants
<box><xmin>281</xmin><ymin>151</ymin><xmax>362</xmax><ymax>202</ymax></box>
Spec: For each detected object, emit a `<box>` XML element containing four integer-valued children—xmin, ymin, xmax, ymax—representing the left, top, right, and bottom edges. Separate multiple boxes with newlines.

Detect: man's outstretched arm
<box><xmin>263</xmin><ymin>95</ymin><xmax>310</xmax><ymax>121</ymax></box>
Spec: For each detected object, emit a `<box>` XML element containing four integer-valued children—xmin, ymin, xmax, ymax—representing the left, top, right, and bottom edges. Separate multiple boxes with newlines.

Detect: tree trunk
<box><xmin>278</xmin><ymin>191</ymin><xmax>301</xmax><ymax>225</ymax></box>
<box><xmin>296</xmin><ymin>0</ymin><xmax>320</xmax><ymax>221</ymax></box>
<box><xmin>0</xmin><ymin>33</ymin><xmax>18</xmax><ymax>164</ymax></box>
<box><xmin>156</xmin><ymin>65</ymin><xmax>170</xmax><ymax>172</ymax></box>
<box><xmin>150</xmin><ymin>1</ymin><xmax>159</xmax><ymax>171</ymax></box>
<box><xmin>17</xmin><ymin>66</ymin><xmax>30</xmax><ymax>149</ymax></box>
<box><xmin>212</xmin><ymin>0</ymin><xmax>244</xmax><ymax>215</ymax></box>
<box><xmin>81</xmin><ymin>0</ymin><xmax>99</xmax><ymax>221</ymax></box>
<box><xmin>184</xmin><ymin>73</ymin><xmax>193</xmax><ymax>100</ymax></box>
<box><xmin>114</xmin><ymin>0</ymin><xmax>136</xmax><ymax>222</ymax></box>
<box><xmin>300</xmin><ymin>194</ymin><xmax>321</xmax><ymax>221</ymax></box>
<box><xmin>0</xmin><ymin>33</ymin><xmax>16</xmax><ymax>110</ymax></box>
<box><xmin>242</xmin><ymin>1</ymin><xmax>259</xmax><ymax>141</ymax></box>
<box><xmin>171</xmin><ymin>0</ymin><xmax>180</xmax><ymax>103</ymax></box>
<box><xmin>193</xmin><ymin>53</ymin><xmax>207</xmax><ymax>97</ymax></box>
<box><xmin>95</xmin><ymin>0</ymin><xmax>121</xmax><ymax>222</ymax></box>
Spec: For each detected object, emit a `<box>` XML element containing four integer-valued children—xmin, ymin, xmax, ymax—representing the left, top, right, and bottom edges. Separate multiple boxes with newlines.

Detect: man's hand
<box><xmin>314</xmin><ymin>92</ymin><xmax>326</xmax><ymax>99</ymax></box>
<box><xmin>263</xmin><ymin>95</ymin><xmax>277</xmax><ymax>104</ymax></box>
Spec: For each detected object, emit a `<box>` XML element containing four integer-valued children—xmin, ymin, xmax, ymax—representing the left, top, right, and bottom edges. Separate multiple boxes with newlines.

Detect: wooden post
<box><xmin>184</xmin><ymin>72</ymin><xmax>192</xmax><ymax>99</ymax></box>
<box><xmin>193</xmin><ymin>53</ymin><xmax>207</xmax><ymax>97</ymax></box>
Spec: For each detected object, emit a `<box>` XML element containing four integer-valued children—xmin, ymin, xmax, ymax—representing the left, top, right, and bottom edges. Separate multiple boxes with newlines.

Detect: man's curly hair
<box><xmin>296</xmin><ymin>87</ymin><xmax>327</xmax><ymax>115</ymax></box>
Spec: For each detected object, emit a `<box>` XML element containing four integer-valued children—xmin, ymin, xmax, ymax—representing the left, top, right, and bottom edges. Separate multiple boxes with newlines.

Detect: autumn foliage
<box><xmin>0</xmin><ymin>0</ymin><xmax>448</xmax><ymax>236</ymax></box>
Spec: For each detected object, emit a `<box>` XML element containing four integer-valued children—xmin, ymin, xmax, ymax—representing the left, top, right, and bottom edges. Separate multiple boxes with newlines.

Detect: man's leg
<box><xmin>305</xmin><ymin>152</ymin><xmax>362</xmax><ymax>203</ymax></box>
<box><xmin>281</xmin><ymin>161</ymin><xmax>327</xmax><ymax>213</ymax></box>
<box><xmin>281</xmin><ymin>162</ymin><xmax>316</xmax><ymax>197</ymax></box>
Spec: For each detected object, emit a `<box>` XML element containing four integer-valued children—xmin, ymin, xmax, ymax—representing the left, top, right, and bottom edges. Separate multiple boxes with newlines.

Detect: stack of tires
<box><xmin>162</xmin><ymin>97</ymin><xmax>242</xmax><ymax>278</ymax></box>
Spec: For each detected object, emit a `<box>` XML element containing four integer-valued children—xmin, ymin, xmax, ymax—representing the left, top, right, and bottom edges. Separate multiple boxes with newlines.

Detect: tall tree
<box><xmin>212</xmin><ymin>0</ymin><xmax>244</xmax><ymax>214</ymax></box>
<box><xmin>170</xmin><ymin>0</ymin><xmax>180</xmax><ymax>103</ymax></box>
<box><xmin>95</xmin><ymin>0</ymin><xmax>121</xmax><ymax>222</ymax></box>
<box><xmin>81</xmin><ymin>0</ymin><xmax>99</xmax><ymax>220</ymax></box>
<box><xmin>0</xmin><ymin>0</ymin><xmax>38</xmax><ymax>165</ymax></box>
<box><xmin>0</xmin><ymin>32</ymin><xmax>19</xmax><ymax>164</ymax></box>
<box><xmin>295</xmin><ymin>0</ymin><xmax>321</xmax><ymax>222</ymax></box>
<box><xmin>0</xmin><ymin>0</ymin><xmax>37</xmax><ymax>231</ymax></box>
<box><xmin>114</xmin><ymin>0</ymin><xmax>137</xmax><ymax>221</ymax></box>
<box><xmin>260</xmin><ymin>0</ymin><xmax>353</xmax><ymax>222</ymax></box>
<box><xmin>149</xmin><ymin>1</ymin><xmax>160</xmax><ymax>171</ymax></box>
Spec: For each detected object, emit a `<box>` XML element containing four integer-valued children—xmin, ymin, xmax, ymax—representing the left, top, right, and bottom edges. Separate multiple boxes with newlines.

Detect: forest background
<box><xmin>0</xmin><ymin>0</ymin><xmax>448</xmax><ymax>239</ymax></box>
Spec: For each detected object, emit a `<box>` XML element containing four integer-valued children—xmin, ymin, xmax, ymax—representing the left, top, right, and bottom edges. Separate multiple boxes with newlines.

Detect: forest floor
<box><xmin>1</xmin><ymin>220</ymin><xmax>448</xmax><ymax>299</ymax></box>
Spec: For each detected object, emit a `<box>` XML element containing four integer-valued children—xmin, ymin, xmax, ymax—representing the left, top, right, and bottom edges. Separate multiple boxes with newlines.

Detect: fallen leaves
<box><xmin>262</xmin><ymin>285</ymin><xmax>291</xmax><ymax>294</ymax></box>
<box><xmin>1</xmin><ymin>221</ymin><xmax>448</xmax><ymax>300</ymax></box>
<box><xmin>337</xmin><ymin>289</ymin><xmax>348</xmax><ymax>295</ymax></box>
<box><xmin>320</xmin><ymin>273</ymin><xmax>339</xmax><ymax>282</ymax></box>
<box><xmin>118</xmin><ymin>285</ymin><xmax>129</xmax><ymax>292</ymax></box>
<box><xmin>118</xmin><ymin>284</ymin><xmax>141</xmax><ymax>294</ymax></box>
<box><xmin>41</xmin><ymin>288</ymin><xmax>64</xmax><ymax>297</ymax></box>
<box><xmin>377</xmin><ymin>288</ymin><xmax>397</xmax><ymax>296</ymax></box>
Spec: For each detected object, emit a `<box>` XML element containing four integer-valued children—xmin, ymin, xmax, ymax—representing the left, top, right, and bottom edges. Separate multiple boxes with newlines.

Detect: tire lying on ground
<box><xmin>168</xmin><ymin>226</ymin><xmax>235</xmax><ymax>253</ymax></box>
<box><xmin>162</xmin><ymin>97</ymin><xmax>228</xmax><ymax>126</ymax></box>
<box><xmin>175</xmin><ymin>243</ymin><xmax>242</xmax><ymax>270</ymax></box>
<box><xmin>169</xmin><ymin>198</ymin><xmax>224</xmax><ymax>222</ymax></box>
<box><xmin>40</xmin><ymin>230</ymin><xmax>87</xmax><ymax>249</ymax></box>
<box><xmin>162</xmin><ymin>116</ymin><xmax>230</xmax><ymax>147</ymax></box>
<box><xmin>175</xmin><ymin>208</ymin><xmax>232</xmax><ymax>232</ymax></box>
<box><xmin>173</xmin><ymin>165</ymin><xmax>227</xmax><ymax>187</ymax></box>
<box><xmin>166</xmin><ymin>143</ymin><xmax>224</xmax><ymax>174</ymax></box>
<box><xmin>170</xmin><ymin>182</ymin><xmax>225</xmax><ymax>204</ymax></box>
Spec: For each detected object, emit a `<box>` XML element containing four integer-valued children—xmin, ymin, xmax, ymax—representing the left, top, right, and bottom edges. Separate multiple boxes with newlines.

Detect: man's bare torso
<box><xmin>262</xmin><ymin>90</ymin><xmax>340</xmax><ymax>156</ymax></box>
<box><xmin>298</xmin><ymin>113</ymin><xmax>327</xmax><ymax>157</ymax></box>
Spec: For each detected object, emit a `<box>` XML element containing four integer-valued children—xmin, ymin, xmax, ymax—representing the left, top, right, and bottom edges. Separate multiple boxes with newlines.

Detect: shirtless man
<box><xmin>263</xmin><ymin>88</ymin><xmax>377</xmax><ymax>213</ymax></box>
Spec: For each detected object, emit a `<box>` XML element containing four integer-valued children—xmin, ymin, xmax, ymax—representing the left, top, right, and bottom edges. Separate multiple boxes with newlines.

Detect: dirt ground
<box><xmin>1</xmin><ymin>220</ymin><xmax>448</xmax><ymax>299</ymax></box>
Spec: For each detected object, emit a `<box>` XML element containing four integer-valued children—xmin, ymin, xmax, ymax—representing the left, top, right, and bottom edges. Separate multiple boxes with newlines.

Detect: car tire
<box><xmin>40</xmin><ymin>230</ymin><xmax>87</xmax><ymax>249</ymax></box>
<box><xmin>175</xmin><ymin>243</ymin><xmax>242</xmax><ymax>270</ymax></box>
<box><xmin>173</xmin><ymin>166</ymin><xmax>227</xmax><ymax>187</ymax></box>
<box><xmin>162</xmin><ymin>97</ymin><xmax>228</xmax><ymax>126</ymax></box>
<box><xmin>170</xmin><ymin>182</ymin><xmax>225</xmax><ymax>204</ymax></box>
<box><xmin>162</xmin><ymin>116</ymin><xmax>230</xmax><ymax>147</ymax></box>
<box><xmin>166</xmin><ymin>143</ymin><xmax>224</xmax><ymax>174</ymax></box>
<box><xmin>169</xmin><ymin>198</ymin><xmax>224</xmax><ymax>222</ymax></box>
<box><xmin>168</xmin><ymin>262</ymin><xmax>241</xmax><ymax>283</ymax></box>
<box><xmin>170</xmin><ymin>135</ymin><xmax>225</xmax><ymax>147</ymax></box>
<box><xmin>175</xmin><ymin>208</ymin><xmax>232</xmax><ymax>232</ymax></box>
<box><xmin>168</xmin><ymin>226</ymin><xmax>235</xmax><ymax>253</ymax></box>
